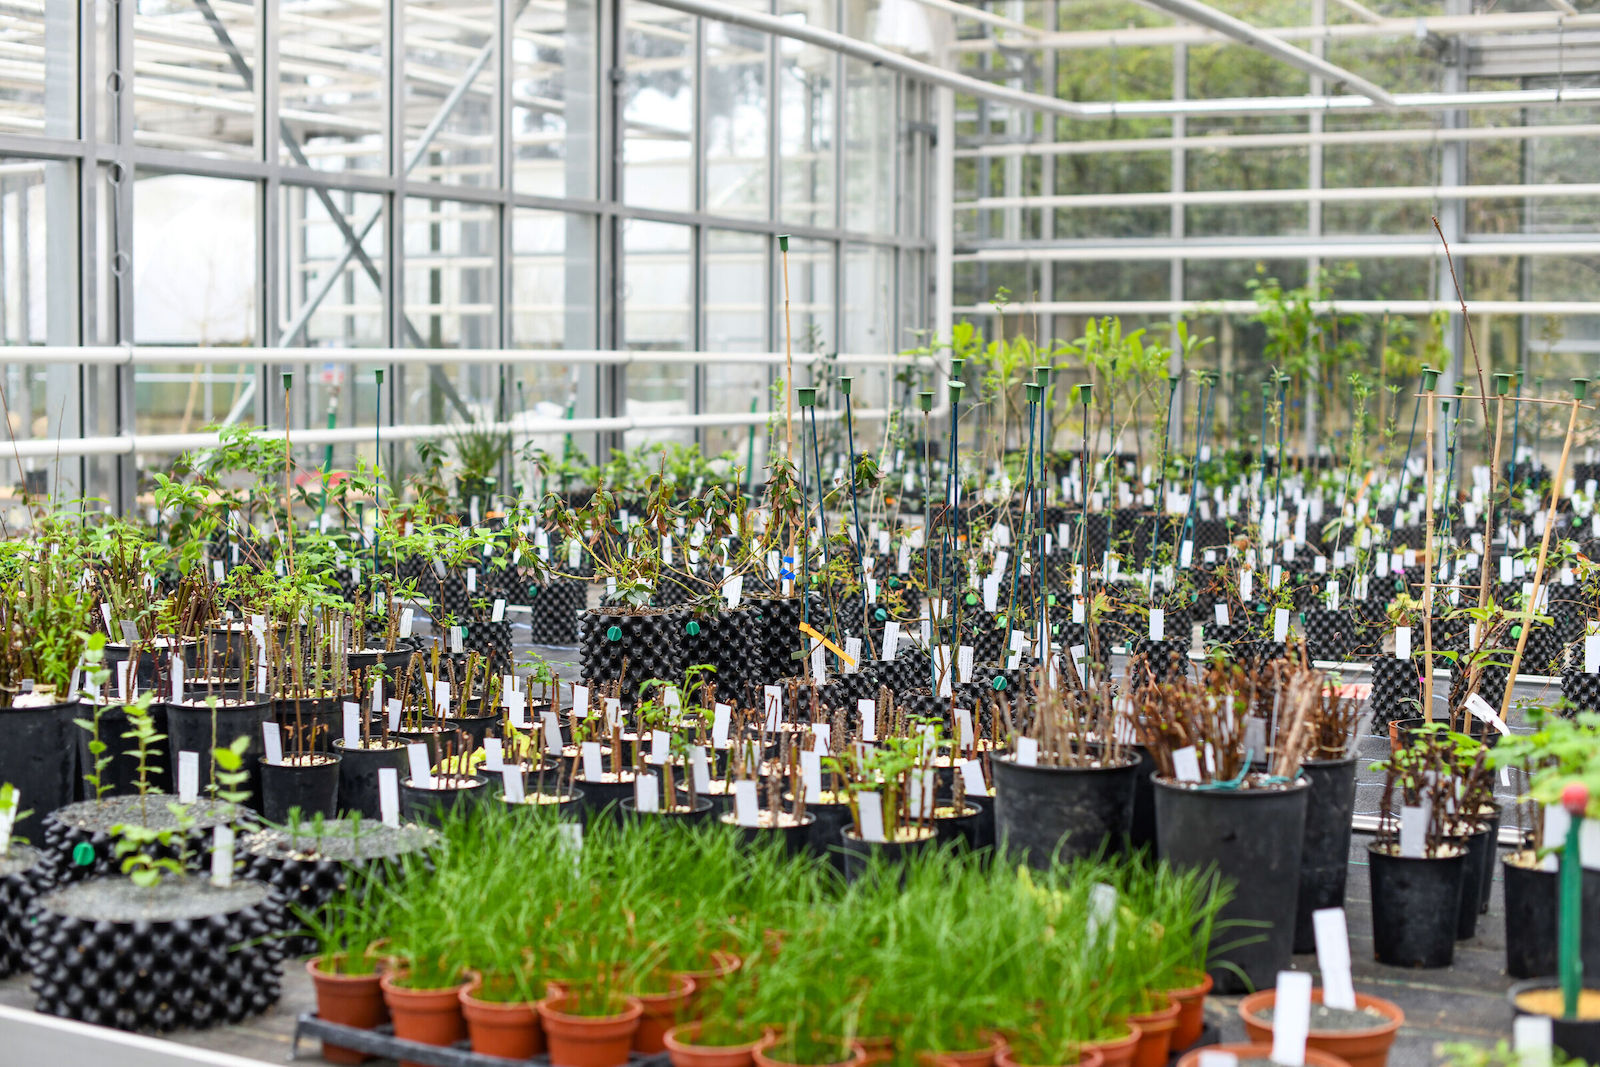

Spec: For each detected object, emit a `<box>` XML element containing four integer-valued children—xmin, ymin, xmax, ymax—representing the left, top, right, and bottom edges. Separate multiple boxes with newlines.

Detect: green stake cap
<box><xmin>839</xmin><ymin>375</ymin><xmax>853</xmax><ymax>396</ymax></box>
<box><xmin>918</xmin><ymin>391</ymin><xmax>935</xmax><ymax>413</ymax></box>
<box><xmin>1276</xmin><ymin>373</ymin><xmax>1291</xmax><ymax>386</ymax></box>
<box><xmin>1033</xmin><ymin>365</ymin><xmax>1051</xmax><ymax>387</ymax></box>
<box><xmin>1025</xmin><ymin>383</ymin><xmax>1043</xmax><ymax>403</ymax></box>
<box><xmin>685</xmin><ymin>621</ymin><xmax>701</xmax><ymax>636</ymax></box>
<box><xmin>965</xmin><ymin>592</ymin><xmax>978</xmax><ymax>606</ymax></box>
<box><xmin>1494</xmin><ymin>372</ymin><xmax>1512</xmax><ymax>396</ymax></box>
<box><xmin>1077</xmin><ymin>382</ymin><xmax>1093</xmax><ymax>406</ymax></box>
<box><xmin>777</xmin><ymin>234</ymin><xmax>790</xmax><ymax>252</ymax></box>
<box><xmin>991</xmin><ymin>676</ymin><xmax>1008</xmax><ymax>691</ymax></box>
<box><xmin>873</xmin><ymin>608</ymin><xmax>888</xmax><ymax>622</ymax></box>
<box><xmin>797</xmin><ymin>386</ymin><xmax>817</xmax><ymax>408</ymax></box>
<box><xmin>950</xmin><ymin>357</ymin><xmax>966</xmax><ymax>379</ymax></box>
<box><xmin>1574</xmin><ymin>378</ymin><xmax>1591</xmax><ymax>400</ymax></box>
<box><xmin>606</xmin><ymin>625</ymin><xmax>622</xmax><ymax>642</ymax></box>
<box><xmin>1455</xmin><ymin>381</ymin><xmax>1467</xmax><ymax>396</ymax></box>
<box><xmin>1421</xmin><ymin>366</ymin><xmax>1440</xmax><ymax>391</ymax></box>
<box><xmin>282</xmin><ymin>372</ymin><xmax>293</xmax><ymax>392</ymax></box>
<box><xmin>948</xmin><ymin>380</ymin><xmax>966</xmax><ymax>405</ymax></box>
<box><xmin>375</xmin><ymin>368</ymin><xmax>385</xmax><ymax>385</ymax></box>
<box><xmin>72</xmin><ymin>841</ymin><xmax>94</xmax><ymax>867</ymax></box>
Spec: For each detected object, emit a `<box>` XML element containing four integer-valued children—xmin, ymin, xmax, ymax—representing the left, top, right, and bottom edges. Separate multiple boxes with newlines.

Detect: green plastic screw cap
<box><xmin>1574</xmin><ymin>378</ymin><xmax>1591</xmax><ymax>401</ymax></box>
<box><xmin>991</xmin><ymin>676</ymin><xmax>1008</xmax><ymax>691</ymax></box>
<box><xmin>918</xmin><ymin>391</ymin><xmax>935</xmax><ymax>413</ymax></box>
<box><xmin>965</xmin><ymin>592</ymin><xmax>978</xmax><ymax>606</ymax></box>
<box><xmin>797</xmin><ymin>386</ymin><xmax>817</xmax><ymax>408</ymax></box>
<box><xmin>873</xmin><ymin>608</ymin><xmax>888</xmax><ymax>622</ymax></box>
<box><xmin>1033</xmin><ymin>365</ymin><xmax>1051</xmax><ymax>388</ymax></box>
<box><xmin>1025</xmin><ymin>383</ymin><xmax>1042</xmax><ymax>403</ymax></box>
<box><xmin>777</xmin><ymin>234</ymin><xmax>790</xmax><ymax>252</ymax></box>
<box><xmin>948</xmin><ymin>380</ymin><xmax>966</xmax><ymax>405</ymax></box>
<box><xmin>685</xmin><ymin>621</ymin><xmax>701</xmax><ymax>636</ymax></box>
<box><xmin>1494</xmin><ymin>373</ymin><xmax>1512</xmax><ymax>396</ymax></box>
<box><xmin>282</xmin><ymin>372</ymin><xmax>293</xmax><ymax>392</ymax></box>
<box><xmin>839</xmin><ymin>375</ymin><xmax>853</xmax><ymax>396</ymax></box>
<box><xmin>375</xmin><ymin>368</ymin><xmax>385</xmax><ymax>386</ymax></box>
<box><xmin>1077</xmin><ymin>382</ymin><xmax>1093</xmax><ymax>406</ymax></box>
<box><xmin>1421</xmin><ymin>365</ymin><xmax>1440</xmax><ymax>391</ymax></box>
<box><xmin>72</xmin><ymin>841</ymin><xmax>94</xmax><ymax>867</ymax></box>
<box><xmin>950</xmin><ymin>357</ymin><xmax>966</xmax><ymax>379</ymax></box>
<box><xmin>606</xmin><ymin>625</ymin><xmax>622</xmax><ymax>642</ymax></box>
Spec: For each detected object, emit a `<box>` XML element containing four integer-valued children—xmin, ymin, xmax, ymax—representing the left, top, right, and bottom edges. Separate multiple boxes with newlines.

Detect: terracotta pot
<box><xmin>857</xmin><ymin>1035</ymin><xmax>896</xmax><ymax>1066</ymax></box>
<box><xmin>995</xmin><ymin>1048</ymin><xmax>1104</xmax><ymax>1067</ymax></box>
<box><xmin>539</xmin><ymin>991</ymin><xmax>645</xmax><ymax>1067</ymax></box>
<box><xmin>307</xmin><ymin>956</ymin><xmax>387</xmax><ymax>1065</ymax></box>
<box><xmin>674</xmin><ymin>950</ymin><xmax>742</xmax><ymax>1012</ymax></box>
<box><xmin>1175</xmin><ymin>1043</ymin><xmax>1352</xmax><ymax>1067</ymax></box>
<box><xmin>753</xmin><ymin>1038</ymin><xmax>868</xmax><ymax>1067</ymax></box>
<box><xmin>635</xmin><ymin>974</ymin><xmax>698</xmax><ymax>1052</ymax></box>
<box><xmin>1127</xmin><ymin>996</ymin><xmax>1180</xmax><ymax>1067</ymax></box>
<box><xmin>1082</xmin><ymin>1023</ymin><xmax>1141</xmax><ymax>1067</ymax></box>
<box><xmin>1164</xmin><ymin>972</ymin><xmax>1213</xmax><ymax>1050</ymax></box>
<box><xmin>1238</xmin><ymin>990</ymin><xmax>1403</xmax><ymax>1067</ymax></box>
<box><xmin>460</xmin><ymin>983</ymin><xmax>545</xmax><ymax>1060</ymax></box>
<box><xmin>665</xmin><ymin>1021</ymin><xmax>768</xmax><ymax>1067</ymax></box>
<box><xmin>380</xmin><ymin>970</ymin><xmax>472</xmax><ymax>1067</ymax></box>
<box><xmin>917</xmin><ymin>1033</ymin><xmax>1008</xmax><ymax>1067</ymax></box>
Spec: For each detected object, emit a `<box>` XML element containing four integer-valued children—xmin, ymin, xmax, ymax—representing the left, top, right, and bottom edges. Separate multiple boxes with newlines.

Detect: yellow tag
<box><xmin>798</xmin><ymin>622</ymin><xmax>856</xmax><ymax>667</ymax></box>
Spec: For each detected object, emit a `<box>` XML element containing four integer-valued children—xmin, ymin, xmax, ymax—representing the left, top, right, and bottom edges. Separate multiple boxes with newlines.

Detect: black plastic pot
<box><xmin>419</xmin><ymin>712</ymin><xmax>499</xmax><ymax>753</ymax></box>
<box><xmin>1368</xmin><ymin>843</ymin><xmax>1466</xmax><ymax>968</ymax></box>
<box><xmin>1155</xmin><ymin>776</ymin><xmax>1309</xmax><ymax>993</ymax></box>
<box><xmin>723</xmin><ymin>812</ymin><xmax>816</xmax><ymax>857</ymax></box>
<box><xmin>964</xmin><ymin>791</ymin><xmax>995</xmax><ymax>851</ymax></box>
<box><xmin>332</xmin><ymin>739</ymin><xmax>409</xmax><ymax>820</ymax></box>
<box><xmin>573</xmin><ymin>773</ymin><xmax>636</xmax><ymax>823</ymax></box>
<box><xmin>1508</xmin><ymin>978</ymin><xmax>1600</xmax><ymax>1063</ymax></box>
<box><xmin>271</xmin><ymin>696</ymin><xmax>341</xmax><ymax>753</ymax></box>
<box><xmin>166</xmin><ymin>699</ymin><xmax>271</xmax><ymax>811</ymax></box>
<box><xmin>259</xmin><ymin>755</ymin><xmax>340</xmax><ymax>823</ymax></box>
<box><xmin>1293</xmin><ymin>756</ymin><xmax>1357</xmax><ymax>953</ymax></box>
<box><xmin>1503</xmin><ymin>857</ymin><xmax>1600</xmax><ymax>979</ymax></box>
<box><xmin>994</xmin><ymin>755</ymin><xmax>1138</xmax><ymax>869</ymax></box>
<box><xmin>1478</xmin><ymin>803</ymin><xmax>1502</xmax><ymax>915</ymax></box>
<box><xmin>74</xmin><ymin>701</ymin><xmax>171</xmax><ymax>798</ymax></box>
<box><xmin>398</xmin><ymin>776</ymin><xmax>487</xmax><ymax>827</ymax></box>
<box><xmin>931</xmin><ymin>803</ymin><xmax>982</xmax><ymax>848</ymax></box>
<box><xmin>621</xmin><ymin>795</ymin><xmax>715</xmax><ymax>826</ymax></box>
<box><xmin>0</xmin><ymin>698</ymin><xmax>79</xmax><ymax>839</ymax></box>
<box><xmin>0</xmin><ymin>845</ymin><xmax>48</xmax><ymax>977</ymax></box>
<box><xmin>1450</xmin><ymin>820</ymin><xmax>1494</xmax><ymax>940</ymax></box>
<box><xmin>1128</xmin><ymin>745</ymin><xmax>1159</xmax><ymax>852</ymax></box>
<box><xmin>806</xmin><ymin>800</ymin><xmax>854</xmax><ymax>871</ymax></box>
<box><xmin>839</xmin><ymin>827</ymin><xmax>937</xmax><ymax>883</ymax></box>
<box><xmin>501</xmin><ymin>789</ymin><xmax>585</xmax><ymax>822</ymax></box>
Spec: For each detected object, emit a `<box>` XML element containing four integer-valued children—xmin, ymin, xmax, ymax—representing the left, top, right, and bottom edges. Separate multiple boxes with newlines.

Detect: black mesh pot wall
<box><xmin>1370</xmin><ymin>656</ymin><xmax>1421</xmax><ymax>732</ymax></box>
<box><xmin>40</xmin><ymin>797</ymin><xmax>245</xmax><ymax>887</ymax></box>
<box><xmin>1302</xmin><ymin>609</ymin><xmax>1355</xmax><ymax>663</ymax></box>
<box><xmin>578</xmin><ymin>608</ymin><xmax>686</xmax><ymax>699</ymax></box>
<box><xmin>1126</xmin><ymin>638</ymin><xmax>1192</xmax><ymax>687</ymax></box>
<box><xmin>0</xmin><ymin>846</ymin><xmax>49</xmax><ymax>977</ymax></box>
<box><xmin>1563</xmin><ymin>670</ymin><xmax>1600</xmax><ymax>716</ymax></box>
<box><xmin>26</xmin><ymin>877</ymin><xmax>284</xmax><ymax>1032</ymax></box>
<box><xmin>526</xmin><ymin>578</ymin><xmax>586</xmax><ymax>644</ymax></box>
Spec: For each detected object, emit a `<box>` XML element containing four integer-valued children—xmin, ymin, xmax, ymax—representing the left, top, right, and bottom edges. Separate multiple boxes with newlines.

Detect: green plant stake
<box><xmin>1562</xmin><ymin>781</ymin><xmax>1588</xmax><ymax>1019</ymax></box>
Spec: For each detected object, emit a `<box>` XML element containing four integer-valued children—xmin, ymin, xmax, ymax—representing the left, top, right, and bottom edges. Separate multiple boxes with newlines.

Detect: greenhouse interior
<box><xmin>0</xmin><ymin>0</ymin><xmax>1598</xmax><ymax>1065</ymax></box>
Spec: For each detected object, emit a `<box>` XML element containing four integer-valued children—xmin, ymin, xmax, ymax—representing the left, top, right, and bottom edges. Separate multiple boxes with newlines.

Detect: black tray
<box><xmin>292</xmin><ymin>1013</ymin><xmax>673</xmax><ymax>1067</ymax></box>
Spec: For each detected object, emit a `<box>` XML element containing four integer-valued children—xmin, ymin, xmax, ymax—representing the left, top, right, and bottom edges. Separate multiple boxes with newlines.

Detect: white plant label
<box><xmin>1015</xmin><ymin>737</ymin><xmax>1039</xmax><ymax>766</ymax></box>
<box><xmin>1172</xmin><ymin>745</ymin><xmax>1202</xmax><ymax>783</ymax></box>
<box><xmin>1270</xmin><ymin>970</ymin><xmax>1313</xmax><ymax>1067</ymax></box>
<box><xmin>959</xmin><ymin>759</ymin><xmax>986</xmax><ymax>796</ymax></box>
<box><xmin>712</xmin><ymin>703</ymin><xmax>732</xmax><ymax>748</ymax></box>
<box><xmin>1088</xmin><ymin>882</ymin><xmax>1118</xmax><ymax>945</ymax></box>
<box><xmin>501</xmin><ymin>766</ymin><xmax>526</xmax><ymax>803</ymax></box>
<box><xmin>811</xmin><ymin>722</ymin><xmax>832</xmax><ymax>754</ymax></box>
<box><xmin>1215</xmin><ymin>603</ymin><xmax>1230</xmax><ymax>626</ymax></box>
<box><xmin>492</xmin><ymin>599</ymin><xmax>506</xmax><ymax>622</ymax></box>
<box><xmin>171</xmin><ymin>657</ymin><xmax>185</xmax><ymax>706</ymax></box>
<box><xmin>378</xmin><ymin>767</ymin><xmax>400</xmax><ymax>827</ymax></box>
<box><xmin>1586</xmin><ymin>632</ymin><xmax>1600</xmax><ymax>675</ymax></box>
<box><xmin>859</xmin><ymin>698</ymin><xmax>877</xmax><ymax>742</ymax></box>
<box><xmin>843</xmin><ymin>637</ymin><xmax>862</xmax><ymax>674</ymax></box>
<box><xmin>856</xmin><ymin>790</ymin><xmax>886</xmax><ymax>843</ymax></box>
<box><xmin>1466</xmin><ymin>693</ymin><xmax>1511</xmax><ymax>735</ymax></box>
<box><xmin>581</xmin><ymin>741</ymin><xmax>604</xmax><ymax>780</ymax></box>
<box><xmin>1515</xmin><ymin>1016</ymin><xmax>1554</xmax><ymax>1067</ymax></box>
<box><xmin>434</xmin><ymin>679</ymin><xmax>452</xmax><ymax>716</ymax></box>
<box><xmin>649</xmin><ymin>729</ymin><xmax>670</xmax><ymax>765</ymax></box>
<box><xmin>572</xmin><ymin>684</ymin><xmax>590</xmax><ymax>720</ymax></box>
<box><xmin>1313</xmin><ymin>908</ymin><xmax>1357</xmax><ymax>1011</ymax></box>
<box><xmin>955</xmin><ymin>707</ymin><xmax>974</xmax><ymax>747</ymax></box>
<box><xmin>1399</xmin><ymin>804</ymin><xmax>1428</xmax><ymax>858</ymax></box>
<box><xmin>400</xmin><ymin>608</ymin><xmax>415</xmax><ymax>638</ymax></box>
<box><xmin>116</xmin><ymin>660</ymin><xmax>130</xmax><ymax>702</ymax></box>
<box><xmin>801</xmin><ymin>750</ymin><xmax>823</xmax><ymax>802</ymax></box>
<box><xmin>178</xmin><ymin>751</ymin><xmax>200</xmax><ymax>803</ymax></box>
<box><xmin>449</xmin><ymin>627</ymin><xmax>464</xmax><ymax>654</ymax></box>
<box><xmin>407</xmin><ymin>743</ymin><xmax>433</xmax><ymax>788</ymax></box>
<box><xmin>690</xmin><ymin>746</ymin><xmax>712</xmax><ymax>792</ymax></box>
<box><xmin>722</xmin><ymin>573</ymin><xmax>744</xmax><ymax>607</ymax></box>
<box><xmin>542</xmin><ymin>710</ymin><xmax>563</xmax><ymax>754</ymax></box>
<box><xmin>484</xmin><ymin>737</ymin><xmax>505</xmax><ymax>772</ymax></box>
<box><xmin>634</xmin><ymin>772</ymin><xmax>660</xmax><ymax>813</ymax></box>
<box><xmin>881</xmin><ymin>622</ymin><xmax>901</xmax><ymax>661</ymax></box>
<box><xmin>1274</xmin><ymin>607</ymin><xmax>1290</xmax><ymax>643</ymax></box>
<box><xmin>1240</xmin><ymin>570</ymin><xmax>1254</xmax><ymax>600</ymax></box>
<box><xmin>764</xmin><ymin>685</ymin><xmax>784</xmax><ymax>731</ymax></box>
<box><xmin>0</xmin><ymin>794</ymin><xmax>16</xmax><ymax>855</ymax></box>
<box><xmin>261</xmin><ymin>723</ymin><xmax>283</xmax><ymax>766</ymax></box>
<box><xmin>387</xmin><ymin>698</ymin><xmax>402</xmax><ymax>732</ymax></box>
<box><xmin>1149</xmin><ymin>609</ymin><xmax>1165</xmax><ymax>641</ymax></box>
<box><xmin>733</xmin><ymin>779</ymin><xmax>760</xmax><ymax>827</ymax></box>
<box><xmin>211</xmin><ymin>825</ymin><xmax>235</xmax><ymax>889</ymax></box>
<box><xmin>1395</xmin><ymin>626</ymin><xmax>1411</xmax><ymax>660</ymax></box>
<box><xmin>603</xmin><ymin>697</ymin><xmax>622</xmax><ymax>729</ymax></box>
<box><xmin>371</xmin><ymin>677</ymin><xmax>384</xmax><ymax>716</ymax></box>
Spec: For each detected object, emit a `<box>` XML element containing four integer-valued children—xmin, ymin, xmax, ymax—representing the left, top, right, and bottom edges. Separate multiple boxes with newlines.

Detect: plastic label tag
<box><xmin>407</xmin><ymin>743</ymin><xmax>433</xmax><ymax>788</ymax></box>
<box><xmin>1172</xmin><ymin>746</ymin><xmax>1202</xmax><ymax>783</ymax></box>
<box><xmin>859</xmin><ymin>699</ymin><xmax>877</xmax><ymax>742</ymax></box>
<box><xmin>1016</xmin><ymin>737</ymin><xmax>1039</xmax><ymax>766</ymax></box>
<box><xmin>261</xmin><ymin>722</ymin><xmax>283</xmax><ymax>766</ymax></box>
<box><xmin>178</xmin><ymin>751</ymin><xmax>200</xmax><ymax>803</ymax></box>
<box><xmin>712</xmin><ymin>703</ymin><xmax>732</xmax><ymax>748</ymax></box>
<box><xmin>1270</xmin><ymin>970</ymin><xmax>1313</xmax><ymax>1067</ymax></box>
<box><xmin>379</xmin><ymin>767</ymin><xmax>400</xmax><ymax>827</ymax></box>
<box><xmin>211</xmin><ymin>825</ymin><xmax>235</xmax><ymax>888</ymax></box>
<box><xmin>581</xmin><ymin>741</ymin><xmax>603</xmax><ymax>780</ymax></box>
<box><xmin>857</xmin><ymin>790</ymin><xmax>886</xmax><ymax>842</ymax></box>
<box><xmin>733</xmin><ymin>779</ymin><xmax>760</xmax><ymax>827</ymax></box>
<box><xmin>1313</xmin><ymin>908</ymin><xmax>1356</xmax><ymax>1011</ymax></box>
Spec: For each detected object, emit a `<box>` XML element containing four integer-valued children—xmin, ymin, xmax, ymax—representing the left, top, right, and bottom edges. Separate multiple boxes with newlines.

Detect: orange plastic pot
<box><xmin>1238</xmin><ymin>990</ymin><xmax>1403</xmax><ymax>1067</ymax></box>
<box><xmin>1127</xmin><ymin>997</ymin><xmax>1180</xmax><ymax>1067</ymax></box>
<box><xmin>460</xmin><ymin>983</ymin><xmax>545</xmax><ymax>1060</ymax></box>
<box><xmin>917</xmin><ymin>1033</ymin><xmax>1007</xmax><ymax>1067</ymax></box>
<box><xmin>675</xmin><ymin>950</ymin><xmax>742</xmax><ymax>1012</ymax></box>
<box><xmin>1082</xmin><ymin>1023</ymin><xmax>1141</xmax><ymax>1067</ymax></box>
<box><xmin>995</xmin><ymin>1047</ymin><xmax>1105</xmax><ymax>1067</ymax></box>
<box><xmin>665</xmin><ymin>1021</ymin><xmax>768</xmax><ymax>1067</ymax></box>
<box><xmin>636</xmin><ymin>975</ymin><xmax>698</xmax><ymax>1053</ymax></box>
<box><xmin>379</xmin><ymin>970</ymin><xmax>472</xmax><ymax>1067</ymax></box>
<box><xmin>857</xmin><ymin>1035</ymin><xmax>896</xmax><ymax>1066</ymax></box>
<box><xmin>539</xmin><ymin>992</ymin><xmax>645</xmax><ymax>1067</ymax></box>
<box><xmin>1164</xmin><ymin>972</ymin><xmax>1213</xmax><ymax>1050</ymax></box>
<box><xmin>753</xmin><ymin>1037</ymin><xmax>867</xmax><ymax>1067</ymax></box>
<box><xmin>307</xmin><ymin>957</ymin><xmax>387</xmax><ymax>1065</ymax></box>
<box><xmin>1175</xmin><ymin>1043</ymin><xmax>1352</xmax><ymax>1067</ymax></box>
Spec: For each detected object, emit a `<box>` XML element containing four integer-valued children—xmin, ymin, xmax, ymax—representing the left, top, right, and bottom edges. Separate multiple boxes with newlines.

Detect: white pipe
<box><xmin>966</xmin><ymin>180</ymin><xmax>1600</xmax><ymax>210</ymax></box>
<box><xmin>1137</xmin><ymin>0</ymin><xmax>1397</xmax><ymax>106</ymax></box>
<box><xmin>958</xmin><ymin>238</ymin><xmax>1600</xmax><ymax>262</ymax></box>
<box><xmin>0</xmin><ymin>347</ymin><xmax>923</xmax><ymax>368</ymax></box>
<box><xmin>951</xmin><ymin>298</ymin><xmax>1600</xmax><ymax>317</ymax></box>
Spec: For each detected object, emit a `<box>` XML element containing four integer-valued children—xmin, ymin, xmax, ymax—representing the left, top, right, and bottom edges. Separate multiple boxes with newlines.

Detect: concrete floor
<box><xmin>0</xmin><ymin>626</ymin><xmax>1537</xmax><ymax>1065</ymax></box>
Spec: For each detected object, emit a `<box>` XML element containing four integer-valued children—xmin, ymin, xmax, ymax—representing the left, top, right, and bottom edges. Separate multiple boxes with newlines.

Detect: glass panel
<box><xmin>279</xmin><ymin>0</ymin><xmax>385</xmax><ymax>172</ymax></box>
<box><xmin>0</xmin><ymin>2</ymin><xmax>75</xmax><ymax>139</ymax></box>
<box><xmin>623</xmin><ymin>219</ymin><xmax>693</xmax><ymax>447</ymax></box>
<box><xmin>777</xmin><ymin>236</ymin><xmax>833</xmax><ymax>358</ymax></box>
<box><xmin>400</xmin><ymin>195</ymin><xmax>496</xmax><ymax>425</ymax></box>
<box><xmin>134</xmin><ymin>173</ymin><xmax>258</xmax><ymax>344</ymax></box>
<box><xmin>513</xmin><ymin>0</ymin><xmax>597</xmax><ymax>199</ymax></box>
<box><xmin>704</xmin><ymin>229</ymin><xmax>767</xmax><ymax>456</ymax></box>
<box><xmin>843</xmin><ymin>243</ymin><xmax>893</xmax><ymax>352</ymax></box>
<box><xmin>1186</xmin><ymin>146</ymin><xmax>1308</xmax><ymax>236</ymax></box>
<box><xmin>777</xmin><ymin>0</ymin><xmax>834</xmax><ymax>229</ymax></box>
<box><xmin>1055</xmin><ymin>151</ymin><xmax>1170</xmax><ymax>239</ymax></box>
<box><xmin>622</xmin><ymin>1</ymin><xmax>694</xmax><ymax>212</ymax></box>
<box><xmin>404</xmin><ymin>0</ymin><xmax>496</xmax><ymax>187</ymax></box>
<box><xmin>704</xmin><ymin>20</ymin><xmax>769</xmax><ymax>219</ymax></box>
<box><xmin>134</xmin><ymin>0</ymin><xmax>258</xmax><ymax>158</ymax></box>
<box><xmin>844</xmin><ymin>60</ymin><xmax>894</xmax><ymax>234</ymax></box>
<box><xmin>279</xmin><ymin>186</ymin><xmax>385</xmax><ymax>346</ymax></box>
